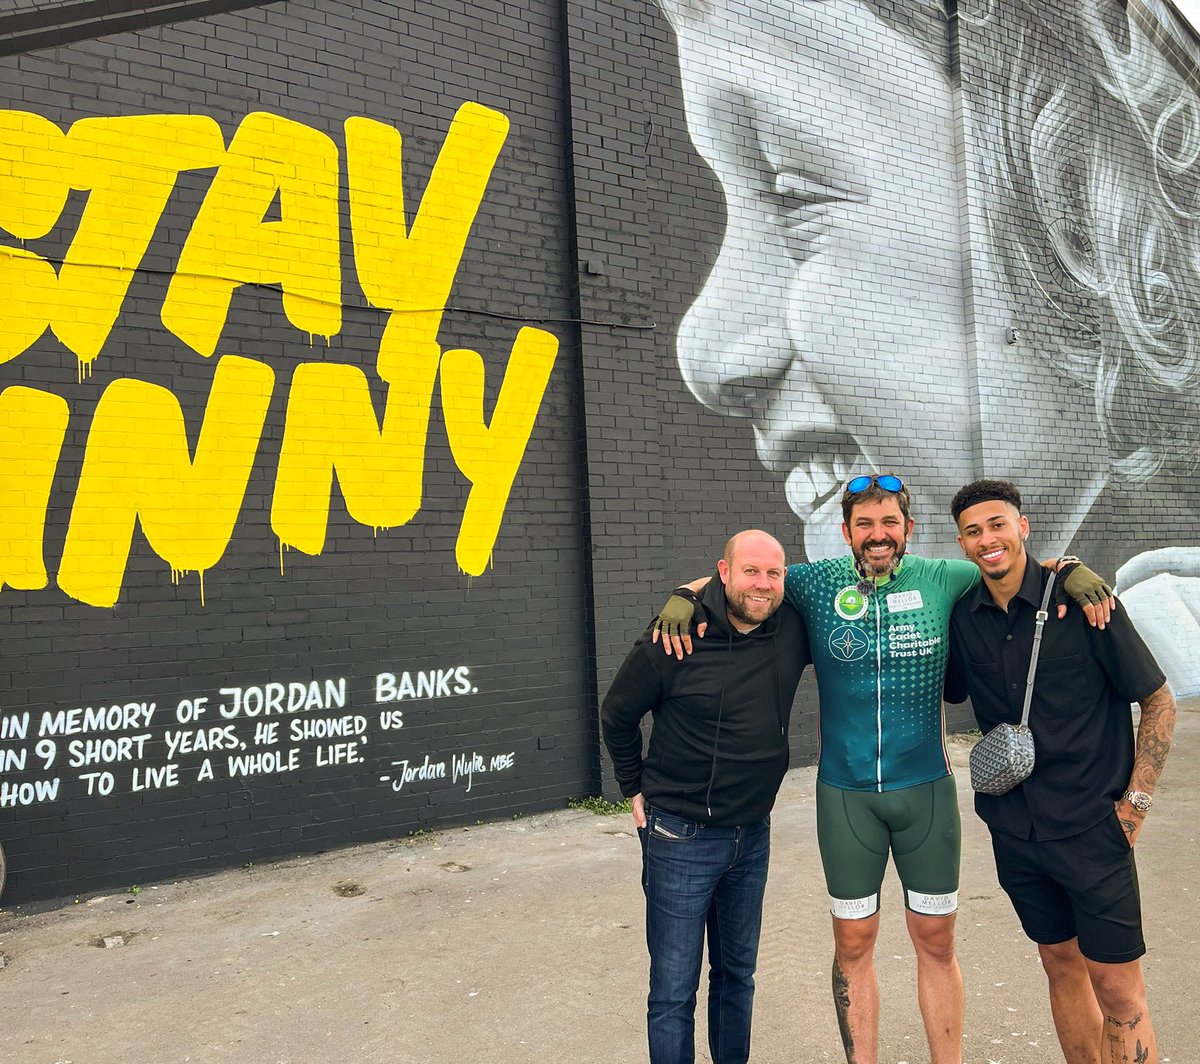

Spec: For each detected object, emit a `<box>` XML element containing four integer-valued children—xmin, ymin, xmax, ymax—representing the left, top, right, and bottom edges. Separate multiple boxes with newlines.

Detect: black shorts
<box><xmin>990</xmin><ymin>811</ymin><xmax>1145</xmax><ymax>964</ymax></box>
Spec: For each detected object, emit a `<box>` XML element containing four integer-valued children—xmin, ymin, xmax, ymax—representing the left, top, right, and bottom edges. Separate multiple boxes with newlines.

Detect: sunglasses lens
<box><xmin>846</xmin><ymin>474</ymin><xmax>905</xmax><ymax>495</ymax></box>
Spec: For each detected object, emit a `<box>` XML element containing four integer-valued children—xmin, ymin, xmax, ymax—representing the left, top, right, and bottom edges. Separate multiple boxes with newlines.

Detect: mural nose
<box><xmin>675</xmin><ymin>315</ymin><xmax>797</xmax><ymax>417</ymax></box>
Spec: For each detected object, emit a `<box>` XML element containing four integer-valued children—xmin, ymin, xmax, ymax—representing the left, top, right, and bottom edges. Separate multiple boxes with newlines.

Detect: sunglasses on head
<box><xmin>846</xmin><ymin>474</ymin><xmax>904</xmax><ymax>495</ymax></box>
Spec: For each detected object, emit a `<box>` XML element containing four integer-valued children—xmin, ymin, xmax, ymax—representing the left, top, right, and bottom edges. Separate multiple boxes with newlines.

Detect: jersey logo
<box><xmin>834</xmin><ymin>585</ymin><xmax>870</xmax><ymax>621</ymax></box>
<box><xmin>828</xmin><ymin>624</ymin><xmax>870</xmax><ymax>662</ymax></box>
<box><xmin>886</xmin><ymin>589</ymin><xmax>923</xmax><ymax>612</ymax></box>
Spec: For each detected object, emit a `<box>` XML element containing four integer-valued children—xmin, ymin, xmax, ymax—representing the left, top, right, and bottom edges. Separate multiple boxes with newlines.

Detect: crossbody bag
<box><xmin>968</xmin><ymin>571</ymin><xmax>1056</xmax><ymax>796</ymax></box>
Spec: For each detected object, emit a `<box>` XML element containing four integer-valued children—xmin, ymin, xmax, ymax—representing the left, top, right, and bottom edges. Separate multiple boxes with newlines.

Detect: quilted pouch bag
<box><xmin>968</xmin><ymin>571</ymin><xmax>1055</xmax><ymax>797</ymax></box>
<box><xmin>969</xmin><ymin>722</ymin><xmax>1035</xmax><ymax>795</ymax></box>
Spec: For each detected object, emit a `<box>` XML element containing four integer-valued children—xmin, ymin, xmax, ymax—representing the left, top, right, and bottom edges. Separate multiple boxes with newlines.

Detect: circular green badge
<box><xmin>835</xmin><ymin>585</ymin><xmax>869</xmax><ymax>621</ymax></box>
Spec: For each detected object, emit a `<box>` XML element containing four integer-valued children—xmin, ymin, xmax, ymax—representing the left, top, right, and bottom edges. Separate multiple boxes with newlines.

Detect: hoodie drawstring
<box><xmin>705</xmin><ymin>626</ymin><xmax>733</xmax><ymax>819</ymax></box>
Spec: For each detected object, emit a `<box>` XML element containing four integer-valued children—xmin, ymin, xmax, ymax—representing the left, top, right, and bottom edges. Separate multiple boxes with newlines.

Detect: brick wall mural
<box><xmin>645</xmin><ymin>0</ymin><xmax>1200</xmax><ymax>698</ymax></box>
<box><xmin>1</xmin><ymin>0</ymin><xmax>1197</xmax><ymax>902</ymax></box>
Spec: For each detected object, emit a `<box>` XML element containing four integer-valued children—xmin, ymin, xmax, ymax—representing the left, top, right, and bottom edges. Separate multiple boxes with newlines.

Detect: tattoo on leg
<box><xmin>1135</xmin><ymin>1040</ymin><xmax>1149</xmax><ymax>1063</ymax></box>
<box><xmin>833</xmin><ymin>959</ymin><xmax>857</xmax><ymax>1064</ymax></box>
<box><xmin>1106</xmin><ymin>1013</ymin><xmax>1143</xmax><ymax>1030</ymax></box>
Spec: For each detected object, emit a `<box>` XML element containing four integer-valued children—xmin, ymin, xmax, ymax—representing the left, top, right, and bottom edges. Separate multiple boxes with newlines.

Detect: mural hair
<box><xmin>967</xmin><ymin>0</ymin><xmax>1200</xmax><ymax>483</ymax></box>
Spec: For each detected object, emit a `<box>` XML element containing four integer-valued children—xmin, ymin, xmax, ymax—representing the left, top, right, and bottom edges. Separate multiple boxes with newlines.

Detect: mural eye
<box><xmin>706</xmin><ymin>373</ymin><xmax>782</xmax><ymax>419</ymax></box>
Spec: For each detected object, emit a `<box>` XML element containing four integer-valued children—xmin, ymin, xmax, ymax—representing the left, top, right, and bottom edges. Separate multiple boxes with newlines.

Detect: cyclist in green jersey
<box><xmin>653</xmin><ymin>474</ymin><xmax>1113</xmax><ymax>1064</ymax></box>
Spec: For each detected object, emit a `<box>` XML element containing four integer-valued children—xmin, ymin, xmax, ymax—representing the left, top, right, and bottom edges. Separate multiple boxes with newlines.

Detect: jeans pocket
<box><xmin>647</xmin><ymin>808</ymin><xmax>699</xmax><ymax>842</ymax></box>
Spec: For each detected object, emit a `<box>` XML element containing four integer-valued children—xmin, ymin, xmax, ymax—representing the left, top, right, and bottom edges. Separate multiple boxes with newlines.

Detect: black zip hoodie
<box><xmin>601</xmin><ymin>573</ymin><xmax>811</xmax><ymax>826</ymax></box>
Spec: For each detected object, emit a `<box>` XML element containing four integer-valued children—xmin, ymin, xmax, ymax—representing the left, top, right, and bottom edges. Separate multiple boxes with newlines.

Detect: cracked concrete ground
<box><xmin>1</xmin><ymin>701</ymin><xmax>1196</xmax><ymax>1064</ymax></box>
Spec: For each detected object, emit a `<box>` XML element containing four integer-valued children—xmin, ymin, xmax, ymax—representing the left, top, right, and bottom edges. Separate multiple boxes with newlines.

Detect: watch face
<box><xmin>1125</xmin><ymin>790</ymin><xmax>1153</xmax><ymax>811</ymax></box>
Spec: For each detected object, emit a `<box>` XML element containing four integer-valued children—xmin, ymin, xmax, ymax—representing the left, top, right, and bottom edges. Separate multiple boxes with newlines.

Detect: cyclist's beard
<box><xmin>854</xmin><ymin>536</ymin><xmax>906</xmax><ymax>579</ymax></box>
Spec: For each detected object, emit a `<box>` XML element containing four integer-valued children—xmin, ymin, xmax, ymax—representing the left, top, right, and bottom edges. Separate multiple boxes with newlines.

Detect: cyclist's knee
<box><xmin>906</xmin><ymin>911</ymin><xmax>958</xmax><ymax>962</ymax></box>
<box><xmin>833</xmin><ymin>910</ymin><xmax>881</xmax><ymax>963</ymax></box>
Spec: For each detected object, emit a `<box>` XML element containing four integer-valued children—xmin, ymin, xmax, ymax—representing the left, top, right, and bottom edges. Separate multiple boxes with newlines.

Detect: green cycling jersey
<box><xmin>784</xmin><ymin>554</ymin><xmax>979</xmax><ymax>792</ymax></box>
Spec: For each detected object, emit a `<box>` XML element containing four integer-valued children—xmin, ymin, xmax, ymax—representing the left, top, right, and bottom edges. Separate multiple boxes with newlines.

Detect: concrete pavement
<box><xmin>1</xmin><ymin>702</ymin><xmax>1196</xmax><ymax>1063</ymax></box>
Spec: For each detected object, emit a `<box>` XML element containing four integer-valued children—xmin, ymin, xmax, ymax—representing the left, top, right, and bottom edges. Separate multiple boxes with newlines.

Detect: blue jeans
<box><xmin>640</xmin><ymin>806</ymin><xmax>771</xmax><ymax>1064</ymax></box>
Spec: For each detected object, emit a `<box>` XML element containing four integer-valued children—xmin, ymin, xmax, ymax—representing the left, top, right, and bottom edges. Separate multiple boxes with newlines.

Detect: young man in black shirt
<box><xmin>944</xmin><ymin>479</ymin><xmax>1176</xmax><ymax>1064</ymax></box>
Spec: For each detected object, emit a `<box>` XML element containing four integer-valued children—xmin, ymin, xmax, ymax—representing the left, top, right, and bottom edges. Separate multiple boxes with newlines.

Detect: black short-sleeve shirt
<box><xmin>945</xmin><ymin>556</ymin><xmax>1165</xmax><ymax>840</ymax></box>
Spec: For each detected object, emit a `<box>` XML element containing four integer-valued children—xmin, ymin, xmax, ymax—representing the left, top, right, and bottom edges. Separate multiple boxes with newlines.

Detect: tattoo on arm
<box><xmin>1130</xmin><ymin>684</ymin><xmax>1176</xmax><ymax>795</ymax></box>
<box><xmin>832</xmin><ymin>959</ymin><xmax>856</xmax><ymax>1063</ymax></box>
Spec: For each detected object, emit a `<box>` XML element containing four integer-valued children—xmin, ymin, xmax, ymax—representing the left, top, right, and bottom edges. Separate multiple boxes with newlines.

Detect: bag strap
<box><xmin>1018</xmin><ymin>571</ymin><xmax>1057</xmax><ymax>728</ymax></box>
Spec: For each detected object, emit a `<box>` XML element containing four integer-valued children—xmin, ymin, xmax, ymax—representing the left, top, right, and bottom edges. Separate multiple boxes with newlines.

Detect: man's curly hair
<box><xmin>950</xmin><ymin>479</ymin><xmax>1023</xmax><ymax>522</ymax></box>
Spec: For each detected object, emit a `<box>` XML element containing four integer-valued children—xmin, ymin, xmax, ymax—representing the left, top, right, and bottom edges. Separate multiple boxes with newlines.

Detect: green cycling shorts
<box><xmin>816</xmin><ymin>775</ymin><xmax>960</xmax><ymax>920</ymax></box>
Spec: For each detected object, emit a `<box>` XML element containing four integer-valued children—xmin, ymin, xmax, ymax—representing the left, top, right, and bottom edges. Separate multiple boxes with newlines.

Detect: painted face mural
<box><xmin>658</xmin><ymin>0</ymin><xmax>1200</xmax><ymax>696</ymax></box>
<box><xmin>666</xmin><ymin>0</ymin><xmax>973</xmax><ymax>563</ymax></box>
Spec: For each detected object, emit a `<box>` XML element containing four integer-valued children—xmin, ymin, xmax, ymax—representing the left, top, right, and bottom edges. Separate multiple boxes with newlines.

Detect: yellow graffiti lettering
<box><xmin>1</xmin><ymin>103</ymin><xmax>560</xmax><ymax>605</ymax></box>
<box><xmin>0</xmin><ymin>110</ymin><xmax>71</xmax><ymax>238</ymax></box>
<box><xmin>271</xmin><ymin>321</ymin><xmax>442</xmax><ymax>554</ymax></box>
<box><xmin>441</xmin><ymin>327</ymin><xmax>559</xmax><ymax>575</ymax></box>
<box><xmin>58</xmin><ymin>355</ymin><xmax>275</xmax><ymax>606</ymax></box>
<box><xmin>163</xmin><ymin>112</ymin><xmax>340</xmax><ymax>357</ymax></box>
<box><xmin>0</xmin><ymin>110</ymin><xmax>71</xmax><ymax>364</ymax></box>
<box><xmin>0</xmin><ymin>386</ymin><xmax>70</xmax><ymax>591</ymax></box>
<box><xmin>0</xmin><ymin>248</ymin><xmax>58</xmax><ymax>367</ymax></box>
<box><xmin>54</xmin><ymin>115</ymin><xmax>225</xmax><ymax>368</ymax></box>
<box><xmin>345</xmin><ymin>102</ymin><xmax>509</xmax><ymax>380</ymax></box>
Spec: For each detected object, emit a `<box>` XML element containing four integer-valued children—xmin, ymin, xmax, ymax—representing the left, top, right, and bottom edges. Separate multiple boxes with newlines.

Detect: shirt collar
<box><xmin>1013</xmin><ymin>553</ymin><xmax>1048</xmax><ymax>607</ymax></box>
<box><xmin>966</xmin><ymin>552</ymin><xmax>1043</xmax><ymax>612</ymax></box>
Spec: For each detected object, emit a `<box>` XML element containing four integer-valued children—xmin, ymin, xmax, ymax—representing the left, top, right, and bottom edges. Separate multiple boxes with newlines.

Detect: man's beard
<box><xmin>725</xmin><ymin>586</ymin><xmax>781</xmax><ymax>627</ymax></box>
<box><xmin>854</xmin><ymin>537</ymin><xmax>906</xmax><ymax>578</ymax></box>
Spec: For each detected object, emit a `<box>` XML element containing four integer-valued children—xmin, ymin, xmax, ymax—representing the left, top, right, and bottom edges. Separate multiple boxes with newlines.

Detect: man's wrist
<box><xmin>1055</xmin><ymin>555</ymin><xmax>1081</xmax><ymax>574</ymax></box>
<box><xmin>1121</xmin><ymin>788</ymin><xmax>1153</xmax><ymax>813</ymax></box>
<box><xmin>673</xmin><ymin>586</ymin><xmax>702</xmax><ymax>604</ymax></box>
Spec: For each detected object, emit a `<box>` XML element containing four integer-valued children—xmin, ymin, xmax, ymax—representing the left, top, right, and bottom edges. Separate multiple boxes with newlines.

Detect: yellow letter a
<box><xmin>163</xmin><ymin>113</ymin><xmax>341</xmax><ymax>358</ymax></box>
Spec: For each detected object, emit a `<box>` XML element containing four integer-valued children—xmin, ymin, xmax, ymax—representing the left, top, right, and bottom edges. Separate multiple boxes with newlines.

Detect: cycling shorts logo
<box><xmin>829</xmin><ymin>624</ymin><xmax>870</xmax><ymax>662</ymax></box>
<box><xmin>834</xmin><ymin>585</ymin><xmax>870</xmax><ymax>621</ymax></box>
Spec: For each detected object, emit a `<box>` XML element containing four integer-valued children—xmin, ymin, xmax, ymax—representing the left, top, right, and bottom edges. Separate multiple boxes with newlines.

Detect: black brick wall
<box><xmin>3</xmin><ymin>0</ymin><xmax>1198</xmax><ymax>903</ymax></box>
<box><xmin>0</xmin><ymin>0</ymin><xmax>596</xmax><ymax>903</ymax></box>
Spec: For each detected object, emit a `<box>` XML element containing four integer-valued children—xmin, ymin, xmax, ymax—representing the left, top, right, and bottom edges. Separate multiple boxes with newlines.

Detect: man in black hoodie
<box><xmin>602</xmin><ymin>530</ymin><xmax>811</xmax><ymax>1064</ymax></box>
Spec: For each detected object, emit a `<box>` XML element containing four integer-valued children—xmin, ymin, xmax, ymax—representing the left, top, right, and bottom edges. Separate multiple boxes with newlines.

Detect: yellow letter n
<box><xmin>0</xmin><ymin>386</ymin><xmax>70</xmax><ymax>592</ymax></box>
<box><xmin>58</xmin><ymin>356</ymin><xmax>275</xmax><ymax>607</ymax></box>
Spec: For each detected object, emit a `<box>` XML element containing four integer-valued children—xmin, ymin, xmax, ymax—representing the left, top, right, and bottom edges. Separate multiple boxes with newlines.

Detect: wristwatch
<box><xmin>1121</xmin><ymin>789</ymin><xmax>1153</xmax><ymax>812</ymax></box>
<box><xmin>1056</xmin><ymin>555</ymin><xmax>1081</xmax><ymax>572</ymax></box>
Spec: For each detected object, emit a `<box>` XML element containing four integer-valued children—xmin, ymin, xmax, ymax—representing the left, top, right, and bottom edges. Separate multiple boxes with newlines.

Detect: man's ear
<box><xmin>841</xmin><ymin>522</ymin><xmax>852</xmax><ymax>547</ymax></box>
<box><xmin>1019</xmin><ymin>515</ymin><xmax>1030</xmax><ymax>542</ymax></box>
<box><xmin>717</xmin><ymin>558</ymin><xmax>730</xmax><ymax>585</ymax></box>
